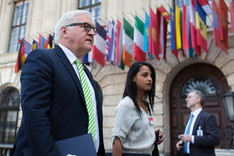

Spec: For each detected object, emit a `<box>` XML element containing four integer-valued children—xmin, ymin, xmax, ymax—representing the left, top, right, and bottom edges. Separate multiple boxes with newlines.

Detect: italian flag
<box><xmin>134</xmin><ymin>16</ymin><xmax>146</xmax><ymax>62</ymax></box>
<box><xmin>123</xmin><ymin>18</ymin><xmax>134</xmax><ymax>67</ymax></box>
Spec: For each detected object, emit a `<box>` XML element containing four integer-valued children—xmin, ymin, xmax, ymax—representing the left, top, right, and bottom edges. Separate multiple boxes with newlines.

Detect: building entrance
<box><xmin>170</xmin><ymin>63</ymin><xmax>230</xmax><ymax>155</ymax></box>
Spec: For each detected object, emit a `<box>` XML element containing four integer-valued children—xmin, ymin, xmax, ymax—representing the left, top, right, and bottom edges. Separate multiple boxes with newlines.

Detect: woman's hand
<box><xmin>155</xmin><ymin>129</ymin><xmax>165</xmax><ymax>145</ymax></box>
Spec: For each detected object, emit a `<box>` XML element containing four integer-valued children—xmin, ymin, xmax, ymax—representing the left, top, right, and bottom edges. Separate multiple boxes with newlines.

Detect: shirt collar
<box><xmin>58</xmin><ymin>44</ymin><xmax>77</xmax><ymax>64</ymax></box>
<box><xmin>192</xmin><ymin>108</ymin><xmax>202</xmax><ymax>117</ymax></box>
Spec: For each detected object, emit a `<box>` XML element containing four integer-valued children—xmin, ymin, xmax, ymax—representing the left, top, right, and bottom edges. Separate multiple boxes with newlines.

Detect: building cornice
<box><xmin>0</xmin><ymin>52</ymin><xmax>17</xmax><ymax>66</ymax></box>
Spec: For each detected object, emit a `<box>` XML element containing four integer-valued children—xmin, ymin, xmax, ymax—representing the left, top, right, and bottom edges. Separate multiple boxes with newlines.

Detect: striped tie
<box><xmin>75</xmin><ymin>58</ymin><xmax>96</xmax><ymax>142</ymax></box>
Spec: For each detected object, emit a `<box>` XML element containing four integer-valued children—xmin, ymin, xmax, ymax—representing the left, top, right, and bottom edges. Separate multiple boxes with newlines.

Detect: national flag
<box><xmin>15</xmin><ymin>39</ymin><xmax>26</xmax><ymax>73</ymax></box>
<box><xmin>182</xmin><ymin>4</ymin><xmax>190</xmax><ymax>50</ymax></box>
<box><xmin>188</xmin><ymin>32</ymin><xmax>195</xmax><ymax>58</ymax></box>
<box><xmin>158</xmin><ymin>15</ymin><xmax>165</xmax><ymax>59</ymax></box>
<box><xmin>144</xmin><ymin>12</ymin><xmax>150</xmax><ymax>53</ymax></box>
<box><xmin>196</xmin><ymin>0</ymin><xmax>208</xmax><ymax>53</ymax></box>
<box><xmin>149</xmin><ymin>8</ymin><xmax>159</xmax><ymax>59</ymax></box>
<box><xmin>24</xmin><ymin>40</ymin><xmax>31</xmax><ymax>56</ymax></box>
<box><xmin>212</xmin><ymin>0</ymin><xmax>227</xmax><ymax>53</ymax></box>
<box><xmin>134</xmin><ymin>16</ymin><xmax>146</xmax><ymax>62</ymax></box>
<box><xmin>123</xmin><ymin>18</ymin><xmax>134</xmax><ymax>67</ymax></box>
<box><xmin>157</xmin><ymin>6</ymin><xmax>168</xmax><ymax>60</ymax></box>
<box><xmin>212</xmin><ymin>0</ymin><xmax>219</xmax><ymax>46</ymax></box>
<box><xmin>38</xmin><ymin>35</ymin><xmax>41</xmax><ymax>49</ymax></box>
<box><xmin>218</xmin><ymin>0</ymin><xmax>229</xmax><ymax>49</ymax></box>
<box><xmin>38</xmin><ymin>34</ymin><xmax>46</xmax><ymax>49</ymax></box>
<box><xmin>197</xmin><ymin>0</ymin><xmax>212</xmax><ymax>14</ymax></box>
<box><xmin>105</xmin><ymin>21</ymin><xmax>111</xmax><ymax>60</ymax></box>
<box><xmin>82</xmin><ymin>54</ymin><xmax>88</xmax><ymax>64</ymax></box>
<box><xmin>231</xmin><ymin>0</ymin><xmax>234</xmax><ymax>32</ymax></box>
<box><xmin>47</xmin><ymin>34</ymin><xmax>53</xmax><ymax>49</ymax></box>
<box><xmin>182</xmin><ymin>3</ymin><xmax>194</xmax><ymax>58</ymax></box>
<box><xmin>115</xmin><ymin>19</ymin><xmax>124</xmax><ymax>69</ymax></box>
<box><xmin>190</xmin><ymin>0</ymin><xmax>201</xmax><ymax>56</ymax></box>
<box><xmin>109</xmin><ymin>21</ymin><xmax>116</xmax><ymax>63</ymax></box>
<box><xmin>155</xmin><ymin>9</ymin><xmax>162</xmax><ymax>59</ymax></box>
<box><xmin>157</xmin><ymin>6</ymin><xmax>170</xmax><ymax>22</ymax></box>
<box><xmin>143</xmin><ymin>12</ymin><xmax>153</xmax><ymax>59</ymax></box>
<box><xmin>88</xmin><ymin>51</ymin><xmax>93</xmax><ymax>64</ymax></box>
<box><xmin>52</xmin><ymin>33</ymin><xmax>56</xmax><ymax>49</ymax></box>
<box><xmin>31</xmin><ymin>40</ymin><xmax>38</xmax><ymax>51</ymax></box>
<box><xmin>43</xmin><ymin>35</ymin><xmax>49</xmax><ymax>49</ymax></box>
<box><xmin>175</xmin><ymin>5</ymin><xmax>182</xmax><ymax>50</ymax></box>
<box><xmin>92</xmin><ymin>20</ymin><xmax>106</xmax><ymax>66</ymax></box>
<box><xmin>170</xmin><ymin>7</ymin><xmax>178</xmax><ymax>57</ymax></box>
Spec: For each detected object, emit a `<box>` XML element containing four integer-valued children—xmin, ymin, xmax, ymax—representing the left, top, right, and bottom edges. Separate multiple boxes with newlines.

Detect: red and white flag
<box><xmin>92</xmin><ymin>21</ymin><xmax>106</xmax><ymax>66</ymax></box>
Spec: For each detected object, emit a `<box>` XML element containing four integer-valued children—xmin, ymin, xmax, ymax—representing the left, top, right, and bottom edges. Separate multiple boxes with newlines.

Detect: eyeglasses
<box><xmin>65</xmin><ymin>22</ymin><xmax>97</xmax><ymax>35</ymax></box>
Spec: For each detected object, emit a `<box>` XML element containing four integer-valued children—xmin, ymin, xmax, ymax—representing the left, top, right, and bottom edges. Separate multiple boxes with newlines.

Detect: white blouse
<box><xmin>112</xmin><ymin>96</ymin><xmax>156</xmax><ymax>154</ymax></box>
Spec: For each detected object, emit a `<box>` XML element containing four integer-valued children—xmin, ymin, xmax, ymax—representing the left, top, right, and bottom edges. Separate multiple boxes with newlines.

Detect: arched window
<box><xmin>180</xmin><ymin>74</ymin><xmax>220</xmax><ymax>98</ymax></box>
<box><xmin>0</xmin><ymin>86</ymin><xmax>20</xmax><ymax>144</ymax></box>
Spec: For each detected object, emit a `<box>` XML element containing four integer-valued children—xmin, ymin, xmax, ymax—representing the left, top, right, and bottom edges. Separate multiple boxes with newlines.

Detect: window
<box><xmin>0</xmin><ymin>86</ymin><xmax>20</xmax><ymax>144</ymax></box>
<box><xmin>78</xmin><ymin>0</ymin><xmax>101</xmax><ymax>21</ymax></box>
<box><xmin>8</xmin><ymin>1</ymin><xmax>29</xmax><ymax>52</ymax></box>
<box><xmin>180</xmin><ymin>74</ymin><xmax>219</xmax><ymax>98</ymax></box>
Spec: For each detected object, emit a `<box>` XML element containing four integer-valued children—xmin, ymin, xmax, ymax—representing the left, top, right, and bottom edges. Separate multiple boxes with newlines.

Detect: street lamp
<box><xmin>221</xmin><ymin>92</ymin><xmax>234</xmax><ymax>149</ymax></box>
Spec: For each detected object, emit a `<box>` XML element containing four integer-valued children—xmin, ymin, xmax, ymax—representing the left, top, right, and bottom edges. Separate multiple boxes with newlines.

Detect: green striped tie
<box><xmin>75</xmin><ymin>58</ymin><xmax>96</xmax><ymax>142</ymax></box>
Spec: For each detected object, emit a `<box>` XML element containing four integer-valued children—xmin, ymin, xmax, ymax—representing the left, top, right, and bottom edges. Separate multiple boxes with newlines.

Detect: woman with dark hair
<box><xmin>112</xmin><ymin>62</ymin><xmax>164</xmax><ymax>156</ymax></box>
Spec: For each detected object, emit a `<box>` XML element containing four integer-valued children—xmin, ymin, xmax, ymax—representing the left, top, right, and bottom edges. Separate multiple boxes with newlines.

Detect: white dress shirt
<box><xmin>58</xmin><ymin>44</ymin><xmax>100</xmax><ymax>152</ymax></box>
<box><xmin>184</xmin><ymin>108</ymin><xmax>202</xmax><ymax>154</ymax></box>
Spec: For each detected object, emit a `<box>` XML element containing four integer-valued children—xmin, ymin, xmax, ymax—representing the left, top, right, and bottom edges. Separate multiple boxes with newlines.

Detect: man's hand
<box><xmin>176</xmin><ymin>140</ymin><xmax>183</xmax><ymax>151</ymax></box>
<box><xmin>178</xmin><ymin>134</ymin><xmax>192</xmax><ymax>142</ymax></box>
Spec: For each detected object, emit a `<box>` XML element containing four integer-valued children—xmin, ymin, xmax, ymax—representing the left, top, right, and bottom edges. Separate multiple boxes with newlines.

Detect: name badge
<box><xmin>148</xmin><ymin>116</ymin><xmax>155</xmax><ymax>125</ymax></box>
<box><xmin>197</xmin><ymin>126</ymin><xmax>203</xmax><ymax>136</ymax></box>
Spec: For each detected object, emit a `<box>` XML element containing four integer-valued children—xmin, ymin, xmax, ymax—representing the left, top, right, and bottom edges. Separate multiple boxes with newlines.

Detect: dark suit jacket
<box><xmin>11</xmin><ymin>45</ymin><xmax>105</xmax><ymax>156</ymax></box>
<box><xmin>180</xmin><ymin>110</ymin><xmax>220</xmax><ymax>156</ymax></box>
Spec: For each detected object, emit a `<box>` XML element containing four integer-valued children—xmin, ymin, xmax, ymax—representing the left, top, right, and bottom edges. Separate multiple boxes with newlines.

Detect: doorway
<box><xmin>169</xmin><ymin>63</ymin><xmax>230</xmax><ymax>155</ymax></box>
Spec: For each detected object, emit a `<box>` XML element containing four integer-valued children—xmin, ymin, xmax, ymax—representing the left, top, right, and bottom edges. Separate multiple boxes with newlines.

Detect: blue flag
<box><xmin>24</xmin><ymin>40</ymin><xmax>32</xmax><ymax>56</ymax></box>
<box><xmin>143</xmin><ymin>12</ymin><xmax>149</xmax><ymax>52</ymax></box>
<box><xmin>170</xmin><ymin>8</ymin><xmax>176</xmax><ymax>52</ymax></box>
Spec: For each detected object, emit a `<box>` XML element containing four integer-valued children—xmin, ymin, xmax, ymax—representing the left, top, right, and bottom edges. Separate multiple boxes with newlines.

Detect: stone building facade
<box><xmin>0</xmin><ymin>0</ymin><xmax>234</xmax><ymax>155</ymax></box>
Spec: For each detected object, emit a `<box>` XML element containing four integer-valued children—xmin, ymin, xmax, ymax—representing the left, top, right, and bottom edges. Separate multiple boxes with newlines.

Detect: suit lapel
<box><xmin>54</xmin><ymin>46</ymin><xmax>86</xmax><ymax>105</ymax></box>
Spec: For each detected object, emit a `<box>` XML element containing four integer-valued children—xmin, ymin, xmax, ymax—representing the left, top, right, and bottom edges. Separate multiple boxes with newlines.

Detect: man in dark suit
<box><xmin>11</xmin><ymin>10</ymin><xmax>105</xmax><ymax>156</ymax></box>
<box><xmin>176</xmin><ymin>90</ymin><xmax>220</xmax><ymax>156</ymax></box>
